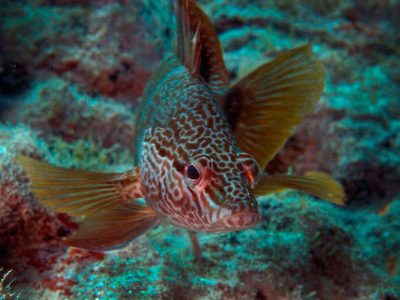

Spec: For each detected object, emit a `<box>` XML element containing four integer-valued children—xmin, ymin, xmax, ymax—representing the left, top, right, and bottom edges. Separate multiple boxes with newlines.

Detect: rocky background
<box><xmin>0</xmin><ymin>0</ymin><xmax>399</xmax><ymax>299</ymax></box>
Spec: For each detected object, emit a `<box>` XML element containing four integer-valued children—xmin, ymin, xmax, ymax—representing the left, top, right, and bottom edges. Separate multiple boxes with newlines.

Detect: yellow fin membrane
<box><xmin>224</xmin><ymin>45</ymin><xmax>325</xmax><ymax>170</ymax></box>
<box><xmin>18</xmin><ymin>155</ymin><xmax>142</xmax><ymax>218</ymax></box>
<box><xmin>254</xmin><ymin>171</ymin><xmax>345</xmax><ymax>206</ymax></box>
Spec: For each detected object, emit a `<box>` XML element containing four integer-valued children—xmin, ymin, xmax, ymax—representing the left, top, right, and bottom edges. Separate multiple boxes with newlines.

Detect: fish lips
<box><xmin>213</xmin><ymin>207</ymin><xmax>260</xmax><ymax>232</ymax></box>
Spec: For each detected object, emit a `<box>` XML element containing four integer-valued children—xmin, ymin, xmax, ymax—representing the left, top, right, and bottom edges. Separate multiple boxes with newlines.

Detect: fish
<box><xmin>18</xmin><ymin>0</ymin><xmax>345</xmax><ymax>258</ymax></box>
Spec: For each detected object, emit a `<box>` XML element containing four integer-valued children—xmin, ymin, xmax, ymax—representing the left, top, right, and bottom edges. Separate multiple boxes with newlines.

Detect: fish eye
<box><xmin>187</xmin><ymin>164</ymin><xmax>200</xmax><ymax>180</ymax></box>
<box><xmin>184</xmin><ymin>156</ymin><xmax>210</xmax><ymax>189</ymax></box>
<box><xmin>184</xmin><ymin>162</ymin><xmax>203</xmax><ymax>188</ymax></box>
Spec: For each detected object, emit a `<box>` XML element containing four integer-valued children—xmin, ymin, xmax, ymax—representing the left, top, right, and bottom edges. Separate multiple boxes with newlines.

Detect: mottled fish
<box><xmin>19</xmin><ymin>0</ymin><xmax>345</xmax><ymax>258</ymax></box>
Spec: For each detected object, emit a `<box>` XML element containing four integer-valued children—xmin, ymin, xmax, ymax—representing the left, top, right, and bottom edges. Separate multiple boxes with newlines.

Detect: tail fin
<box><xmin>64</xmin><ymin>202</ymin><xmax>159</xmax><ymax>251</ymax></box>
<box><xmin>255</xmin><ymin>171</ymin><xmax>345</xmax><ymax>206</ymax></box>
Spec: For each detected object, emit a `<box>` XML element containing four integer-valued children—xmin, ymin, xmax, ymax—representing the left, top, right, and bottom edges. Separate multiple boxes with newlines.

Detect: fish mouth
<box><xmin>214</xmin><ymin>210</ymin><xmax>260</xmax><ymax>231</ymax></box>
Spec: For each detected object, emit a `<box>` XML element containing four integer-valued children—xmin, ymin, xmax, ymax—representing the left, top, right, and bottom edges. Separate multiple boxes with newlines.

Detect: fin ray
<box><xmin>19</xmin><ymin>155</ymin><xmax>143</xmax><ymax>217</ymax></box>
<box><xmin>175</xmin><ymin>0</ymin><xmax>229</xmax><ymax>94</ymax></box>
<box><xmin>255</xmin><ymin>171</ymin><xmax>345</xmax><ymax>206</ymax></box>
<box><xmin>64</xmin><ymin>202</ymin><xmax>159</xmax><ymax>251</ymax></box>
<box><xmin>224</xmin><ymin>45</ymin><xmax>325</xmax><ymax>170</ymax></box>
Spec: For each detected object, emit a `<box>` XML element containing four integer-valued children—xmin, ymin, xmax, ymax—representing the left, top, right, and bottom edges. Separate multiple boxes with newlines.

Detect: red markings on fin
<box><xmin>255</xmin><ymin>171</ymin><xmax>345</xmax><ymax>206</ymax></box>
<box><xmin>18</xmin><ymin>155</ymin><xmax>144</xmax><ymax>218</ymax></box>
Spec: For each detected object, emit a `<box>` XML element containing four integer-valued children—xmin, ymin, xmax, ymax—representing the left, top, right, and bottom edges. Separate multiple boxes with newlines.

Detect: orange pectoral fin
<box><xmin>18</xmin><ymin>155</ymin><xmax>143</xmax><ymax>218</ymax></box>
<box><xmin>254</xmin><ymin>171</ymin><xmax>345</xmax><ymax>206</ymax></box>
<box><xmin>64</xmin><ymin>202</ymin><xmax>159</xmax><ymax>251</ymax></box>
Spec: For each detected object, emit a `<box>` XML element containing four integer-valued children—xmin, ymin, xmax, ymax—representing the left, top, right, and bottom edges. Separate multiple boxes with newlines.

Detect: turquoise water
<box><xmin>0</xmin><ymin>0</ymin><xmax>399</xmax><ymax>299</ymax></box>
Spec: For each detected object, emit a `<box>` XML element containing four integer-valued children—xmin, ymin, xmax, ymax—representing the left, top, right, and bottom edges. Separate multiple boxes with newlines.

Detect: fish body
<box><xmin>135</xmin><ymin>57</ymin><xmax>259</xmax><ymax>232</ymax></box>
<box><xmin>19</xmin><ymin>0</ymin><xmax>345</xmax><ymax>255</ymax></box>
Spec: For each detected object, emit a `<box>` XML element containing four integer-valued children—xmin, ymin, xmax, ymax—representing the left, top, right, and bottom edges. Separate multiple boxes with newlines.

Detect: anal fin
<box><xmin>64</xmin><ymin>202</ymin><xmax>159</xmax><ymax>251</ymax></box>
<box><xmin>254</xmin><ymin>171</ymin><xmax>345</xmax><ymax>206</ymax></box>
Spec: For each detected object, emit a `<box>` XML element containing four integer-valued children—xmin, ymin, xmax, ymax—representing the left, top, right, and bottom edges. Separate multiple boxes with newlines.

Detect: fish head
<box><xmin>141</xmin><ymin>126</ymin><xmax>260</xmax><ymax>233</ymax></box>
<box><xmin>181</xmin><ymin>151</ymin><xmax>261</xmax><ymax>233</ymax></box>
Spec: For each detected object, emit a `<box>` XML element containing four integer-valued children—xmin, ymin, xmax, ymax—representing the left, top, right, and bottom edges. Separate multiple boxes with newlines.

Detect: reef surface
<box><xmin>0</xmin><ymin>0</ymin><xmax>399</xmax><ymax>299</ymax></box>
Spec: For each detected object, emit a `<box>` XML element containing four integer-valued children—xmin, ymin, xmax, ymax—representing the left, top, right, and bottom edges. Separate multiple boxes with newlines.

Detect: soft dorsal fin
<box><xmin>175</xmin><ymin>0</ymin><xmax>229</xmax><ymax>95</ymax></box>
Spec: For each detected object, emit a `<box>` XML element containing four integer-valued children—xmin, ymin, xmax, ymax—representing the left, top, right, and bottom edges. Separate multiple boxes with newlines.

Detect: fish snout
<box><xmin>216</xmin><ymin>205</ymin><xmax>260</xmax><ymax>231</ymax></box>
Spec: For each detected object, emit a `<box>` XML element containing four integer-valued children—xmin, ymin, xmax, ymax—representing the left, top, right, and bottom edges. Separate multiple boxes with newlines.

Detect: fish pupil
<box><xmin>187</xmin><ymin>165</ymin><xmax>200</xmax><ymax>180</ymax></box>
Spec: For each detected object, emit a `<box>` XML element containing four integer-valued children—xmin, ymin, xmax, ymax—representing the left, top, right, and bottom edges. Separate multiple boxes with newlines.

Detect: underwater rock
<box><xmin>4</xmin><ymin>78</ymin><xmax>137</xmax><ymax>151</ymax></box>
<box><xmin>0</xmin><ymin>62</ymin><xmax>31</xmax><ymax>116</ymax></box>
<box><xmin>0</xmin><ymin>126</ymin><xmax>70</xmax><ymax>279</ymax></box>
<box><xmin>344</xmin><ymin>163</ymin><xmax>400</xmax><ymax>208</ymax></box>
<box><xmin>0</xmin><ymin>0</ymin><xmax>164</xmax><ymax>104</ymax></box>
<box><xmin>0</xmin><ymin>62</ymin><xmax>30</xmax><ymax>97</ymax></box>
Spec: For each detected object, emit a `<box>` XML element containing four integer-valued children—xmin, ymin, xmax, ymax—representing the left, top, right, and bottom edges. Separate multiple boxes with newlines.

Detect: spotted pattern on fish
<box><xmin>135</xmin><ymin>63</ymin><xmax>260</xmax><ymax>232</ymax></box>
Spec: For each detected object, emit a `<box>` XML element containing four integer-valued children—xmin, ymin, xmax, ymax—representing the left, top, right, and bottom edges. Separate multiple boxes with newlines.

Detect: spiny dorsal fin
<box><xmin>175</xmin><ymin>0</ymin><xmax>229</xmax><ymax>95</ymax></box>
<box><xmin>176</xmin><ymin>0</ymin><xmax>201</xmax><ymax>74</ymax></box>
<box><xmin>18</xmin><ymin>155</ymin><xmax>144</xmax><ymax>218</ymax></box>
